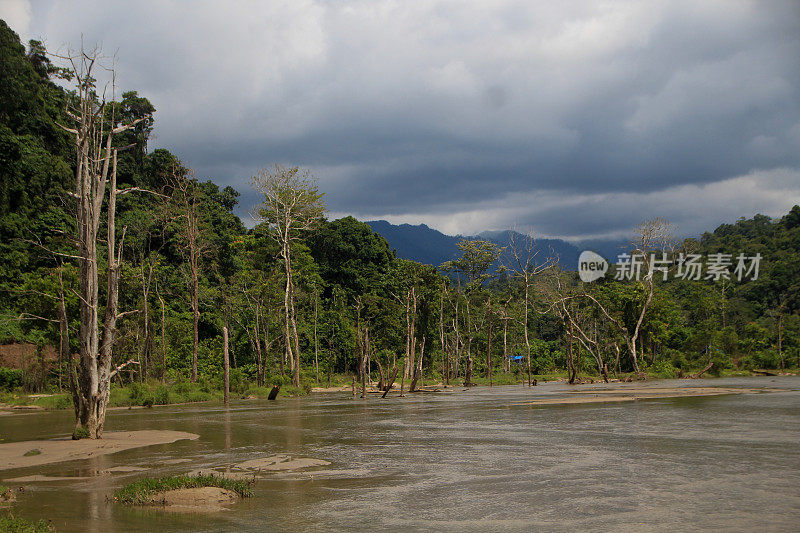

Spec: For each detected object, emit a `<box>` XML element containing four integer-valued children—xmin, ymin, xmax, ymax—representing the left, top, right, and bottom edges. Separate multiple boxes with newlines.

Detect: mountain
<box><xmin>365</xmin><ymin>220</ymin><xmax>583</xmax><ymax>269</ymax></box>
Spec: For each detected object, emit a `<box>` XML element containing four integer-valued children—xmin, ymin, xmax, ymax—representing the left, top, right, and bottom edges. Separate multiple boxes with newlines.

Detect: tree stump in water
<box><xmin>382</xmin><ymin>367</ymin><xmax>399</xmax><ymax>398</ymax></box>
<box><xmin>267</xmin><ymin>385</ymin><xmax>280</xmax><ymax>400</ymax></box>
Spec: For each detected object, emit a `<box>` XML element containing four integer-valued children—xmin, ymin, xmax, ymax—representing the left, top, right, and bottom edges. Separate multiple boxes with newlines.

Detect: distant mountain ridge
<box><xmin>365</xmin><ymin>220</ymin><xmax>585</xmax><ymax>269</ymax></box>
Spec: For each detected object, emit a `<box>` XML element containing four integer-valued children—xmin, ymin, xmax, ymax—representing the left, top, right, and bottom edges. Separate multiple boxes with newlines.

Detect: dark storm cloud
<box><xmin>8</xmin><ymin>0</ymin><xmax>800</xmax><ymax>238</ymax></box>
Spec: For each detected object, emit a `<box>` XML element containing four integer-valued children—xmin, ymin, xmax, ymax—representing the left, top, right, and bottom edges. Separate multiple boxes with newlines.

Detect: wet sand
<box><xmin>189</xmin><ymin>454</ymin><xmax>332</xmax><ymax>480</ymax></box>
<box><xmin>0</xmin><ymin>430</ymin><xmax>199</xmax><ymax>471</ymax></box>
<box><xmin>512</xmin><ymin>386</ymin><xmax>773</xmax><ymax>406</ymax></box>
<box><xmin>143</xmin><ymin>487</ymin><xmax>240</xmax><ymax>512</ymax></box>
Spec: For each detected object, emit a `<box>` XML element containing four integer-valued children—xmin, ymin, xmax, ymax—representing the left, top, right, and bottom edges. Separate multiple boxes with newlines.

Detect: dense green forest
<box><xmin>1</xmin><ymin>20</ymin><xmax>798</xmax><ymax>403</ymax></box>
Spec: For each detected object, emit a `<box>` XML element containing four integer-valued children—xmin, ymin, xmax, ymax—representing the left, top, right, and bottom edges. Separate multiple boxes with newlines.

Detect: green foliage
<box><xmin>114</xmin><ymin>474</ymin><xmax>253</xmax><ymax>505</ymax></box>
<box><xmin>109</xmin><ymin>381</ymin><xmax>219</xmax><ymax>407</ymax></box>
<box><xmin>0</xmin><ymin>512</ymin><xmax>54</xmax><ymax>533</ymax></box>
<box><xmin>0</xmin><ymin>368</ymin><xmax>22</xmax><ymax>390</ymax></box>
<box><xmin>32</xmin><ymin>394</ymin><xmax>71</xmax><ymax>410</ymax></box>
<box><xmin>649</xmin><ymin>360</ymin><xmax>679</xmax><ymax>379</ymax></box>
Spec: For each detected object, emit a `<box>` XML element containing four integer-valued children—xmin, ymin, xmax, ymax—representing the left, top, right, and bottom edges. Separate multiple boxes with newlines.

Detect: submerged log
<box><xmin>752</xmin><ymin>369</ymin><xmax>777</xmax><ymax>376</ymax></box>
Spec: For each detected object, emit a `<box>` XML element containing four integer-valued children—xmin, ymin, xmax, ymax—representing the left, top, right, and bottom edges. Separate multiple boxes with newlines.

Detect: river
<box><xmin>3</xmin><ymin>376</ymin><xmax>799</xmax><ymax>532</ymax></box>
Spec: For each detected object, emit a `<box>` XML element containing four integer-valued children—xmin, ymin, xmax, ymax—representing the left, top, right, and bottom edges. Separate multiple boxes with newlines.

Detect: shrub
<box><xmin>154</xmin><ymin>385</ymin><xmax>170</xmax><ymax>405</ymax></box>
<box><xmin>650</xmin><ymin>360</ymin><xmax>678</xmax><ymax>379</ymax></box>
<box><xmin>0</xmin><ymin>367</ymin><xmax>22</xmax><ymax>391</ymax></box>
<box><xmin>0</xmin><ymin>512</ymin><xmax>53</xmax><ymax>532</ymax></box>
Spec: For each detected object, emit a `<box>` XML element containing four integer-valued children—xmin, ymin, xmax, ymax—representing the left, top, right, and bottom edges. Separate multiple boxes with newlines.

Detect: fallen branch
<box><xmin>689</xmin><ymin>361</ymin><xmax>713</xmax><ymax>379</ymax></box>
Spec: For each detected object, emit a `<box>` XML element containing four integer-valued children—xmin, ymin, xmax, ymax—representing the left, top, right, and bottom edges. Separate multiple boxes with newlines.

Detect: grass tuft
<box><xmin>114</xmin><ymin>474</ymin><xmax>253</xmax><ymax>505</ymax></box>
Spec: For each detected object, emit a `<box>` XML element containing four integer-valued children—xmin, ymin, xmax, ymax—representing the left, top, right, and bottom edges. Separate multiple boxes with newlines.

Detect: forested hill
<box><xmin>366</xmin><ymin>220</ymin><xmax>582</xmax><ymax>268</ymax></box>
<box><xmin>695</xmin><ymin>207</ymin><xmax>800</xmax><ymax>316</ymax></box>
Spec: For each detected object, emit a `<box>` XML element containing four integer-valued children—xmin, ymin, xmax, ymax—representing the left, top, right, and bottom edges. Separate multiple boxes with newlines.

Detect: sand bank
<box><xmin>513</xmin><ymin>386</ymin><xmax>773</xmax><ymax>406</ymax></box>
<box><xmin>0</xmin><ymin>430</ymin><xmax>199</xmax><ymax>471</ymax></box>
<box><xmin>145</xmin><ymin>487</ymin><xmax>239</xmax><ymax>512</ymax></box>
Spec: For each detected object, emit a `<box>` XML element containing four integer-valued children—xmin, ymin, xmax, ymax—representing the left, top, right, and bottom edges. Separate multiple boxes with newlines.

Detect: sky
<box><xmin>3</xmin><ymin>0</ymin><xmax>800</xmax><ymax>242</ymax></box>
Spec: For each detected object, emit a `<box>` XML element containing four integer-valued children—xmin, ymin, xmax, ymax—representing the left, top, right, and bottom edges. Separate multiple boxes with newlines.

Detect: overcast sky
<box><xmin>3</xmin><ymin>0</ymin><xmax>800</xmax><ymax>241</ymax></box>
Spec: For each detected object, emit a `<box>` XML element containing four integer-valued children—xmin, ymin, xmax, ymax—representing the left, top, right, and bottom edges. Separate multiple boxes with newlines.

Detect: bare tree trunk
<box><xmin>375</xmin><ymin>358</ymin><xmax>385</xmax><ymax>390</ymax></box>
<box><xmin>289</xmin><ymin>275</ymin><xmax>302</xmax><ymax>387</ymax></box>
<box><xmin>223</xmin><ymin>326</ymin><xmax>230</xmax><ymax>405</ymax></box>
<box><xmin>410</xmin><ymin>336</ymin><xmax>425</xmax><ymax>392</ymax></box>
<box><xmin>382</xmin><ymin>366</ymin><xmax>398</xmax><ymax>398</ymax></box>
<box><xmin>58</xmin><ymin>268</ymin><xmax>75</xmax><ymax>407</ymax></box>
<box><xmin>254</xmin><ymin>305</ymin><xmax>264</xmax><ymax>386</ymax></box>
<box><xmin>502</xmin><ymin>298</ymin><xmax>510</xmax><ymax>375</ymax></box>
<box><xmin>314</xmin><ymin>286</ymin><xmax>319</xmax><ymax>385</ymax></box>
<box><xmin>778</xmin><ymin>306</ymin><xmax>784</xmax><ymax>371</ymax></box>
<box><xmin>464</xmin><ymin>298</ymin><xmax>473</xmax><ymax>387</ymax></box>
<box><xmin>180</xmin><ymin>178</ymin><xmax>202</xmax><ymax>384</ymax></box>
<box><xmin>439</xmin><ymin>288</ymin><xmax>446</xmax><ymax>385</ymax></box>
<box><xmin>360</xmin><ymin>347</ymin><xmax>367</xmax><ymax>398</ymax></box>
<box><xmin>327</xmin><ymin>338</ymin><xmax>333</xmax><ymax>388</ymax></box>
<box><xmin>567</xmin><ymin>322</ymin><xmax>576</xmax><ymax>385</ymax></box>
<box><xmin>523</xmin><ymin>286</ymin><xmax>533</xmax><ymax>387</ymax></box>
<box><xmin>399</xmin><ymin>356</ymin><xmax>407</xmax><ymax>397</ymax></box>
<box><xmin>282</xmin><ymin>238</ymin><xmax>302</xmax><ymax>387</ymax></box>
<box><xmin>158</xmin><ymin>289</ymin><xmax>166</xmax><ymax>381</ymax></box>
<box><xmin>486</xmin><ymin>295</ymin><xmax>493</xmax><ymax>386</ymax></box>
<box><xmin>64</xmin><ymin>72</ymin><xmax>142</xmax><ymax>437</ymax></box>
<box><xmin>366</xmin><ymin>326</ymin><xmax>371</xmax><ymax>384</ymax></box>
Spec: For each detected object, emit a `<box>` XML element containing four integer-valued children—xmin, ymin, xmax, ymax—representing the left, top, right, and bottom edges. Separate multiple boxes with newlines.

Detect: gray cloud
<box><xmin>9</xmin><ymin>0</ymin><xmax>800</xmax><ymax>239</ymax></box>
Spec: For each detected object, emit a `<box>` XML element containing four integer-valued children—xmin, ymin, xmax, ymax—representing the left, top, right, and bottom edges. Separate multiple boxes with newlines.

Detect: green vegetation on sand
<box><xmin>114</xmin><ymin>474</ymin><xmax>253</xmax><ymax>505</ymax></box>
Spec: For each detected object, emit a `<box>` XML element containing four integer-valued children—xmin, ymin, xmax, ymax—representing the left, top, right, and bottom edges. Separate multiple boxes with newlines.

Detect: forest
<box><xmin>1</xmin><ymin>20</ymin><xmax>798</xmax><ymax>422</ymax></box>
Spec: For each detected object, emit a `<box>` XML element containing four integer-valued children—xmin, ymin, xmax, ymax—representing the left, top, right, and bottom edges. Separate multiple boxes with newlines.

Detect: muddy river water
<box><xmin>2</xmin><ymin>376</ymin><xmax>799</xmax><ymax>532</ymax></box>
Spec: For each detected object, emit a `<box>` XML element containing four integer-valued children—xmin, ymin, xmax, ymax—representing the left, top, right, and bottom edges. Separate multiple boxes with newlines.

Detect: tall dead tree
<box><xmin>486</xmin><ymin>295</ymin><xmax>493</xmax><ymax>385</ymax></box>
<box><xmin>251</xmin><ymin>165</ymin><xmax>325</xmax><ymax>388</ymax></box>
<box><xmin>438</xmin><ymin>283</ymin><xmax>448</xmax><ymax>385</ymax></box>
<box><xmin>623</xmin><ymin>218</ymin><xmax>675</xmax><ymax>375</ymax></box>
<box><xmin>59</xmin><ymin>49</ymin><xmax>146</xmax><ymax>438</ymax></box>
<box><xmin>505</xmin><ymin>232</ymin><xmax>554</xmax><ymax>387</ymax></box>
<box><xmin>171</xmin><ymin>170</ymin><xmax>206</xmax><ymax>382</ymax></box>
<box><xmin>223</xmin><ymin>326</ymin><xmax>230</xmax><ymax>405</ymax></box>
<box><xmin>579</xmin><ymin>219</ymin><xmax>674</xmax><ymax>377</ymax></box>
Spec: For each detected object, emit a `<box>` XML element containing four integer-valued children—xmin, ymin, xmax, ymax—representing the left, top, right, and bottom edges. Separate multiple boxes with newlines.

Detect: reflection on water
<box><xmin>3</xmin><ymin>377</ymin><xmax>800</xmax><ymax>532</ymax></box>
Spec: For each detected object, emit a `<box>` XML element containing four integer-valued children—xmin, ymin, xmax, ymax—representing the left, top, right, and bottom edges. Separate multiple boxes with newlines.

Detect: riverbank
<box><xmin>1</xmin><ymin>368</ymin><xmax>795</xmax><ymax>414</ymax></box>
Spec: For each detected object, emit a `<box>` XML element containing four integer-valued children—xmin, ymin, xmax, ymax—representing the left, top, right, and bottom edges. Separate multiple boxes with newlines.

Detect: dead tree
<box><xmin>548</xmin><ymin>278</ymin><xmax>611</xmax><ymax>383</ymax></box>
<box><xmin>486</xmin><ymin>296</ymin><xmax>493</xmax><ymax>385</ymax></box>
<box><xmin>223</xmin><ymin>326</ymin><xmax>230</xmax><ymax>405</ymax></box>
<box><xmin>505</xmin><ymin>232</ymin><xmax>554</xmax><ymax>387</ymax></box>
<box><xmin>313</xmin><ymin>283</ymin><xmax>320</xmax><ymax>384</ymax></box>
<box><xmin>410</xmin><ymin>336</ymin><xmax>425</xmax><ymax>392</ymax></box>
<box><xmin>170</xmin><ymin>169</ymin><xmax>207</xmax><ymax>382</ymax></box>
<box><xmin>251</xmin><ymin>165</ymin><xmax>325</xmax><ymax>387</ymax></box>
<box><xmin>438</xmin><ymin>283</ymin><xmax>448</xmax><ymax>384</ymax></box>
<box><xmin>58</xmin><ymin>49</ymin><xmax>147</xmax><ymax>438</ymax></box>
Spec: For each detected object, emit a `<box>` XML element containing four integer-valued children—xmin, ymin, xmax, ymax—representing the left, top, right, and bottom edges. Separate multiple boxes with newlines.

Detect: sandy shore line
<box><xmin>512</xmin><ymin>387</ymin><xmax>775</xmax><ymax>406</ymax></box>
<box><xmin>0</xmin><ymin>430</ymin><xmax>199</xmax><ymax>471</ymax></box>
